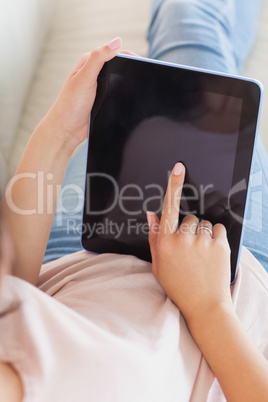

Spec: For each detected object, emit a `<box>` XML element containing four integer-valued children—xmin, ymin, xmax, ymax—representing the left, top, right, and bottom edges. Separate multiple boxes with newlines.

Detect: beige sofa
<box><xmin>1</xmin><ymin>0</ymin><xmax>267</xmax><ymax>192</ymax></box>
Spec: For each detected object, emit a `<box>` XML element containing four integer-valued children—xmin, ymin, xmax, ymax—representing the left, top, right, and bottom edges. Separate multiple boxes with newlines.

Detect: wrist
<box><xmin>33</xmin><ymin>118</ymin><xmax>77</xmax><ymax>160</ymax></box>
<box><xmin>186</xmin><ymin>301</ymin><xmax>236</xmax><ymax>344</ymax></box>
<box><xmin>36</xmin><ymin>114</ymin><xmax>80</xmax><ymax>158</ymax></box>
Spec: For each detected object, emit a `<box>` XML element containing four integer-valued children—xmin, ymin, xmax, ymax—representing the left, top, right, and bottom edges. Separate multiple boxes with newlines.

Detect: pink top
<box><xmin>0</xmin><ymin>247</ymin><xmax>267</xmax><ymax>402</ymax></box>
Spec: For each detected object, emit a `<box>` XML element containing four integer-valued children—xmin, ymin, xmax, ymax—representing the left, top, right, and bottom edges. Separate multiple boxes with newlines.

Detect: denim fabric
<box><xmin>148</xmin><ymin>0</ymin><xmax>262</xmax><ymax>73</ymax></box>
<box><xmin>44</xmin><ymin>0</ymin><xmax>268</xmax><ymax>273</ymax></box>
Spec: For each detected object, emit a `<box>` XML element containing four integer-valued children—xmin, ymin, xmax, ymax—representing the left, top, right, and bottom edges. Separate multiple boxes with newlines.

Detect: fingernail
<box><xmin>147</xmin><ymin>211</ymin><xmax>152</xmax><ymax>227</ymax></box>
<box><xmin>107</xmin><ymin>37</ymin><xmax>122</xmax><ymax>50</ymax></box>
<box><xmin>173</xmin><ymin>162</ymin><xmax>184</xmax><ymax>176</ymax></box>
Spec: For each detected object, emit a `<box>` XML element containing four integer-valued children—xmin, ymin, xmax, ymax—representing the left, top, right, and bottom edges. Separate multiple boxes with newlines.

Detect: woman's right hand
<box><xmin>147</xmin><ymin>162</ymin><xmax>233</xmax><ymax>329</ymax></box>
<box><xmin>147</xmin><ymin>164</ymin><xmax>268</xmax><ymax>402</ymax></box>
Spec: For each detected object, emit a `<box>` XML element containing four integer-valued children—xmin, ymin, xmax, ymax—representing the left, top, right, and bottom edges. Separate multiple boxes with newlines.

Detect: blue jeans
<box><xmin>44</xmin><ymin>0</ymin><xmax>268</xmax><ymax>273</ymax></box>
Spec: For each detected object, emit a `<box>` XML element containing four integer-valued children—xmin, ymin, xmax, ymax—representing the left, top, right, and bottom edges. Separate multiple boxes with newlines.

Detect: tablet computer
<box><xmin>81</xmin><ymin>54</ymin><xmax>263</xmax><ymax>283</ymax></box>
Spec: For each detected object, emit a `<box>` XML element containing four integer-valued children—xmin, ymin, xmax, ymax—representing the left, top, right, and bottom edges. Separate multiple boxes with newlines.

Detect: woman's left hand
<box><xmin>40</xmin><ymin>37</ymin><xmax>122</xmax><ymax>154</ymax></box>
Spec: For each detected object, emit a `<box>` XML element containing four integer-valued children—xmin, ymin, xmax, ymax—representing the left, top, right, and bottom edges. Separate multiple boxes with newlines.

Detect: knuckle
<box><xmin>82</xmin><ymin>52</ymin><xmax>90</xmax><ymax>59</ymax></box>
<box><xmin>182</xmin><ymin>214</ymin><xmax>198</xmax><ymax>229</ymax></box>
<box><xmin>200</xmin><ymin>219</ymin><xmax>212</xmax><ymax>227</ymax></box>
<box><xmin>187</xmin><ymin>214</ymin><xmax>198</xmax><ymax>221</ymax></box>
<box><xmin>214</xmin><ymin>223</ymin><xmax>226</xmax><ymax>232</ymax></box>
<box><xmin>163</xmin><ymin>196</ymin><xmax>173</xmax><ymax>213</ymax></box>
<box><xmin>90</xmin><ymin>48</ymin><xmax>102</xmax><ymax>61</ymax></box>
<box><xmin>163</xmin><ymin>193</ymin><xmax>179</xmax><ymax>214</ymax></box>
<box><xmin>171</xmin><ymin>181</ymin><xmax>183</xmax><ymax>200</ymax></box>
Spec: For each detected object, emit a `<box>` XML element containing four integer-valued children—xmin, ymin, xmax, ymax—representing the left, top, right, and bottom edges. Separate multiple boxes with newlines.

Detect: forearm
<box><xmin>188</xmin><ymin>304</ymin><xmax>268</xmax><ymax>402</ymax></box>
<box><xmin>2</xmin><ymin>120</ymin><xmax>73</xmax><ymax>285</ymax></box>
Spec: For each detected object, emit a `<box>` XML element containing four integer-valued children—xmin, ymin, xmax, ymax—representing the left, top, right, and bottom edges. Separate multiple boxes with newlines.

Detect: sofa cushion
<box><xmin>0</xmin><ymin>0</ymin><xmax>54</xmax><ymax>168</ymax></box>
